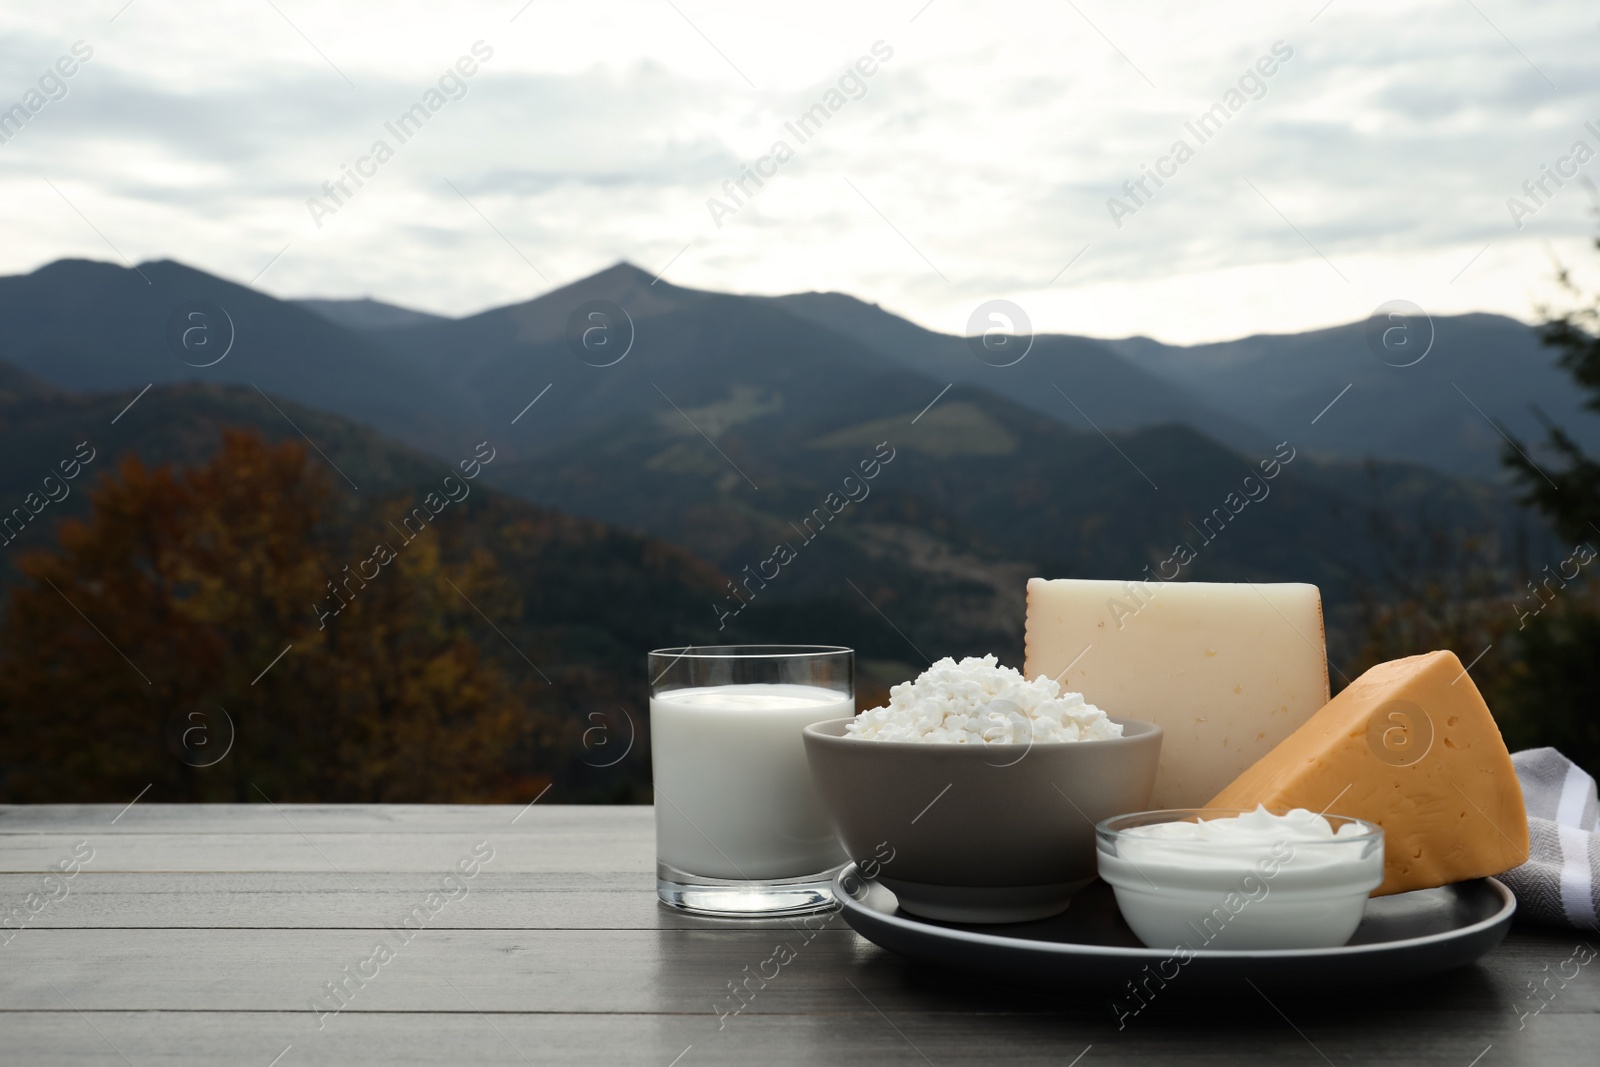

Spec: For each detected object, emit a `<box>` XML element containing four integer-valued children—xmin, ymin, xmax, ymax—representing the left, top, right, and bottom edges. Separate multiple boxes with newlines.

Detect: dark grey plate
<box><xmin>833</xmin><ymin>864</ymin><xmax>1515</xmax><ymax>986</ymax></box>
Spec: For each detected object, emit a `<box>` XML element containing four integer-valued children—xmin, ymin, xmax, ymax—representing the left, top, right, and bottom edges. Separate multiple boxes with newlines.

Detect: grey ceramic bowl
<box><xmin>803</xmin><ymin>717</ymin><xmax>1162</xmax><ymax>923</ymax></box>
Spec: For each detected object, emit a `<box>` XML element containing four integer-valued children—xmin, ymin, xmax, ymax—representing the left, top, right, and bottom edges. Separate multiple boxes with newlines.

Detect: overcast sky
<box><xmin>2</xmin><ymin>0</ymin><xmax>1598</xmax><ymax>343</ymax></box>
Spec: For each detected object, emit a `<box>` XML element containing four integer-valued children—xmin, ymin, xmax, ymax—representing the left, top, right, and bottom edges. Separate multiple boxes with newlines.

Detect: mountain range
<box><xmin>0</xmin><ymin>257</ymin><xmax>1572</xmax><ymax>689</ymax></box>
<box><xmin>1</xmin><ymin>256</ymin><xmax>1577</xmax><ymax>480</ymax></box>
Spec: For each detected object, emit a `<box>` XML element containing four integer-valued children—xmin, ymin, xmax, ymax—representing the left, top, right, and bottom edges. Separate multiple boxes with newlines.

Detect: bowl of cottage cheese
<box><xmin>803</xmin><ymin>655</ymin><xmax>1162</xmax><ymax>923</ymax></box>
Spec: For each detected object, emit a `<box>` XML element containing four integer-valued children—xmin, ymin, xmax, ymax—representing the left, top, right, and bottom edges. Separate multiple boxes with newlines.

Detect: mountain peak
<box><xmin>27</xmin><ymin>257</ymin><xmax>133</xmax><ymax>284</ymax></box>
<box><xmin>477</xmin><ymin>259</ymin><xmax>703</xmax><ymax>342</ymax></box>
<box><xmin>589</xmin><ymin>260</ymin><xmax>655</xmax><ymax>284</ymax></box>
<box><xmin>552</xmin><ymin>259</ymin><xmax>713</xmax><ymax>302</ymax></box>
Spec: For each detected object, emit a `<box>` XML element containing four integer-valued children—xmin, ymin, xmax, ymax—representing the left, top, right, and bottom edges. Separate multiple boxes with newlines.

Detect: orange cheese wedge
<box><xmin>1207</xmin><ymin>650</ymin><xmax>1528</xmax><ymax>895</ymax></box>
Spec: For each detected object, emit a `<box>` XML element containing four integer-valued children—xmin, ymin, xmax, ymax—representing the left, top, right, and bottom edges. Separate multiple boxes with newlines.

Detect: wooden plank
<box><xmin>0</xmin><ymin>803</ymin><xmax>643</xmax><ymax>835</ymax></box>
<box><xmin>1</xmin><ymin>926</ymin><xmax>1593</xmax><ymax>1019</ymax></box>
<box><xmin>0</xmin><ymin>872</ymin><xmax>818</xmax><ymax>931</ymax></box>
<box><xmin>0</xmin><ymin>805</ymin><xmax>654</xmax><ymax>874</ymax></box>
<box><xmin>0</xmin><ymin>831</ymin><xmax>651</xmax><ymax>874</ymax></box>
<box><xmin>0</xmin><ymin>1008</ymin><xmax>1592</xmax><ymax>1066</ymax></box>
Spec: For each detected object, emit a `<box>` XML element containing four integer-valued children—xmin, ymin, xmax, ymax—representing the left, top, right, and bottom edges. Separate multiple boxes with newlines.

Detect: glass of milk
<box><xmin>650</xmin><ymin>645</ymin><xmax>853</xmax><ymax>916</ymax></box>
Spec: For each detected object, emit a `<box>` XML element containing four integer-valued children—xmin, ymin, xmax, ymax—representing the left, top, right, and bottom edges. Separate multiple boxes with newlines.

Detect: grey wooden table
<box><xmin>0</xmin><ymin>804</ymin><xmax>1593</xmax><ymax>1065</ymax></box>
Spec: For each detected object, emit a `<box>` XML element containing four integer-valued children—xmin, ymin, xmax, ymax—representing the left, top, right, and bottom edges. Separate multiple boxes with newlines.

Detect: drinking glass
<box><xmin>650</xmin><ymin>645</ymin><xmax>853</xmax><ymax>916</ymax></box>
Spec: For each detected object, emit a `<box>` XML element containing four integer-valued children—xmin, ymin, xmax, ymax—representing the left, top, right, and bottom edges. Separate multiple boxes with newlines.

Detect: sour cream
<box><xmin>1096</xmin><ymin>806</ymin><xmax>1384</xmax><ymax>951</ymax></box>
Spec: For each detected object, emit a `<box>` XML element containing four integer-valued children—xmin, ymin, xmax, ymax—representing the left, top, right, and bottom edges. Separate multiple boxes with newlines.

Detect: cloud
<box><xmin>0</xmin><ymin>0</ymin><xmax>1596</xmax><ymax>341</ymax></box>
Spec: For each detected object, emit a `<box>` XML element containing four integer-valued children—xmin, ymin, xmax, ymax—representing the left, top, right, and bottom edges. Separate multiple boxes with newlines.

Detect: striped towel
<box><xmin>1500</xmin><ymin>748</ymin><xmax>1600</xmax><ymax>929</ymax></box>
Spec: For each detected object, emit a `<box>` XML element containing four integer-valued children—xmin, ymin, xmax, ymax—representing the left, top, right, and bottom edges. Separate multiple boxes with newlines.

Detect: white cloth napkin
<box><xmin>1499</xmin><ymin>748</ymin><xmax>1600</xmax><ymax>929</ymax></box>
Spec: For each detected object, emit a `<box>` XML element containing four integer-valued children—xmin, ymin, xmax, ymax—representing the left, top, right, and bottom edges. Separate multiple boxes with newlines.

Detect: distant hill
<box><xmin>773</xmin><ymin>293</ymin><xmax>1585</xmax><ymax>482</ymax></box>
<box><xmin>293</xmin><ymin>297</ymin><xmax>449</xmax><ymax>331</ymax></box>
<box><xmin>482</xmin><ymin>363</ymin><xmax>1531</xmax><ymax>679</ymax></box>
<box><xmin>1103</xmin><ymin>313</ymin><xmax>1589</xmax><ymax>481</ymax></box>
<box><xmin>0</xmin><ymin>359</ymin><xmax>56</xmax><ymax>405</ymax></box>
<box><xmin>361</xmin><ymin>262</ymin><xmax>732</xmax><ymax>450</ymax></box>
<box><xmin>0</xmin><ymin>259</ymin><xmax>477</xmax><ymax>458</ymax></box>
<box><xmin>0</xmin><ymin>372</ymin><xmax>731</xmax><ymax>785</ymax></box>
<box><xmin>768</xmin><ymin>290</ymin><xmax>1271</xmax><ymax>456</ymax></box>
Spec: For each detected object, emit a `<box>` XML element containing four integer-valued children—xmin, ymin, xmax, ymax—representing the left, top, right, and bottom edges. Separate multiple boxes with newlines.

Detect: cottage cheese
<box><xmin>845</xmin><ymin>655</ymin><xmax>1122</xmax><ymax>744</ymax></box>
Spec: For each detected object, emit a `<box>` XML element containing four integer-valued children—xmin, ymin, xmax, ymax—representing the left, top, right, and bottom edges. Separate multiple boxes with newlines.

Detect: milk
<box><xmin>652</xmin><ymin>683</ymin><xmax>851</xmax><ymax>880</ymax></box>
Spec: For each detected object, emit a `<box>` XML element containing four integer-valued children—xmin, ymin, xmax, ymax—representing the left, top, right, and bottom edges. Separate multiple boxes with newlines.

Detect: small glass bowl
<box><xmin>1096</xmin><ymin>808</ymin><xmax>1385</xmax><ymax>951</ymax></box>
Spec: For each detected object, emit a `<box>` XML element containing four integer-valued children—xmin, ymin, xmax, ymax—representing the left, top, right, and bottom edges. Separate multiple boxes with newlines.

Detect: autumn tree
<box><xmin>0</xmin><ymin>429</ymin><xmax>554</xmax><ymax>802</ymax></box>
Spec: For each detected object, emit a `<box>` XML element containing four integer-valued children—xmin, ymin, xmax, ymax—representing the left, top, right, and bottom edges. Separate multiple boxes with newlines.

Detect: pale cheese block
<box><xmin>1024</xmin><ymin>578</ymin><xmax>1329</xmax><ymax>808</ymax></box>
<box><xmin>1208</xmin><ymin>650</ymin><xmax>1529</xmax><ymax>895</ymax></box>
